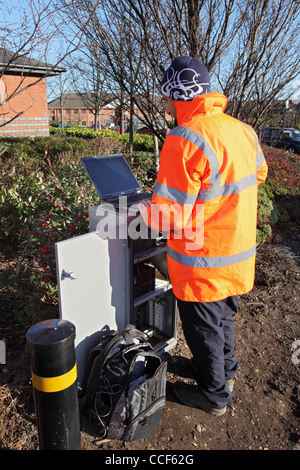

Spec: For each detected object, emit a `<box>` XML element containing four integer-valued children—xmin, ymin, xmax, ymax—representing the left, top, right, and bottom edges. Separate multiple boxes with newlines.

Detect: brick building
<box><xmin>48</xmin><ymin>92</ymin><xmax>124</xmax><ymax>128</ymax></box>
<box><xmin>0</xmin><ymin>48</ymin><xmax>65</xmax><ymax>137</ymax></box>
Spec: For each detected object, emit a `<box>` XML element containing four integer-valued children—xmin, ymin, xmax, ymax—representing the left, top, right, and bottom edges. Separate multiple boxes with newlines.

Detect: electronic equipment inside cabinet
<box><xmin>55</xmin><ymin>204</ymin><xmax>177</xmax><ymax>388</ymax></box>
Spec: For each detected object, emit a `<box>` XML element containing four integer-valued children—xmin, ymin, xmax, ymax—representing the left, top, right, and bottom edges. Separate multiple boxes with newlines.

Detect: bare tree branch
<box><xmin>0</xmin><ymin>0</ymin><xmax>99</xmax><ymax>127</ymax></box>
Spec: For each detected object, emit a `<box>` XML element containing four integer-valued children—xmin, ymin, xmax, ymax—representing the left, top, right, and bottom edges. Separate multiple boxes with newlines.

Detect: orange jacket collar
<box><xmin>174</xmin><ymin>91</ymin><xmax>228</xmax><ymax>124</ymax></box>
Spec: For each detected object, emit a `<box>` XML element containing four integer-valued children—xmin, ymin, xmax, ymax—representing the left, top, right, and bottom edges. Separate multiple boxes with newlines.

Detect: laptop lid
<box><xmin>81</xmin><ymin>154</ymin><xmax>142</xmax><ymax>200</ymax></box>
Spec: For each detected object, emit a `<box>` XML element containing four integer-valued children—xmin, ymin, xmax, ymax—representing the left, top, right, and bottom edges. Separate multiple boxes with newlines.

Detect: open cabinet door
<box><xmin>55</xmin><ymin>231</ymin><xmax>128</xmax><ymax>387</ymax></box>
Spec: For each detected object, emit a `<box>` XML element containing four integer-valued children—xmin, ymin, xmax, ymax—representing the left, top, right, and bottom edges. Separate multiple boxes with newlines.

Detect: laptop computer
<box><xmin>81</xmin><ymin>154</ymin><xmax>152</xmax><ymax>211</ymax></box>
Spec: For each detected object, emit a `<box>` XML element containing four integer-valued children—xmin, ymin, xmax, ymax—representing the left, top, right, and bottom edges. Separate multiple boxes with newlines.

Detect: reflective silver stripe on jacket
<box><xmin>197</xmin><ymin>172</ymin><xmax>257</xmax><ymax>201</ymax></box>
<box><xmin>155</xmin><ymin>173</ymin><xmax>258</xmax><ymax>204</ymax></box>
<box><xmin>167</xmin><ymin>244</ymin><xmax>256</xmax><ymax>268</ymax></box>
<box><xmin>169</xmin><ymin>126</ymin><xmax>221</xmax><ymax>188</ymax></box>
<box><xmin>256</xmin><ymin>151</ymin><xmax>265</xmax><ymax>169</ymax></box>
<box><xmin>168</xmin><ymin>125</ymin><xmax>264</xmax><ymax>202</ymax></box>
<box><xmin>241</xmin><ymin>122</ymin><xmax>265</xmax><ymax>169</ymax></box>
<box><xmin>154</xmin><ymin>181</ymin><xmax>197</xmax><ymax>205</ymax></box>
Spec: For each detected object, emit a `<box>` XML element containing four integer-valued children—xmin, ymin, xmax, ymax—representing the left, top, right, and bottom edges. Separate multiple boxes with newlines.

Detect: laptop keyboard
<box><xmin>126</xmin><ymin>192</ymin><xmax>152</xmax><ymax>204</ymax></box>
<box><xmin>108</xmin><ymin>192</ymin><xmax>152</xmax><ymax>206</ymax></box>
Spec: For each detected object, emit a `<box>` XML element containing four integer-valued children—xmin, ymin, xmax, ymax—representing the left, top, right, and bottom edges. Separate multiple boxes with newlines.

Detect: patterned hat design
<box><xmin>161</xmin><ymin>56</ymin><xmax>210</xmax><ymax>101</ymax></box>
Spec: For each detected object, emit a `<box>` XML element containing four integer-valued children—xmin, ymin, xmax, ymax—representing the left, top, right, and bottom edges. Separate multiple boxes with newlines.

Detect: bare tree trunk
<box><xmin>219</xmin><ymin>0</ymin><xmax>300</xmax><ymax>128</ymax></box>
<box><xmin>129</xmin><ymin>95</ymin><xmax>134</xmax><ymax>154</ymax></box>
<box><xmin>59</xmin><ymin>0</ymin><xmax>300</xmax><ymax>138</ymax></box>
<box><xmin>186</xmin><ymin>0</ymin><xmax>201</xmax><ymax>57</ymax></box>
<box><xmin>60</xmin><ymin>96</ymin><xmax>64</xmax><ymax>127</ymax></box>
<box><xmin>120</xmin><ymin>88</ymin><xmax>125</xmax><ymax>135</ymax></box>
<box><xmin>153</xmin><ymin>135</ymin><xmax>160</xmax><ymax>174</ymax></box>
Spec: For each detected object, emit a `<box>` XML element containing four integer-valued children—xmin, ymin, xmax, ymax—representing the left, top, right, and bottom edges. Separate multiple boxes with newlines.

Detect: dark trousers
<box><xmin>176</xmin><ymin>296</ymin><xmax>239</xmax><ymax>409</ymax></box>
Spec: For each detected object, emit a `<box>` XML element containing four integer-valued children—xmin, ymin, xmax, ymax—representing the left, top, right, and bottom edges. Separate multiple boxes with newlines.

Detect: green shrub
<box><xmin>0</xmin><ymin>136</ymin><xmax>94</xmax><ymax>165</ymax></box>
<box><xmin>257</xmin><ymin>184</ymin><xmax>280</xmax><ymax>226</ymax></box>
<box><xmin>256</xmin><ymin>187</ymin><xmax>273</xmax><ymax>246</ymax></box>
<box><xmin>128</xmin><ymin>151</ymin><xmax>157</xmax><ymax>189</ymax></box>
<box><xmin>50</xmin><ymin>127</ymin><xmax>159</xmax><ymax>152</ymax></box>
<box><xmin>0</xmin><ymin>157</ymin><xmax>99</xmax><ymax>302</ymax></box>
<box><xmin>256</xmin><ymin>223</ymin><xmax>272</xmax><ymax>245</ymax></box>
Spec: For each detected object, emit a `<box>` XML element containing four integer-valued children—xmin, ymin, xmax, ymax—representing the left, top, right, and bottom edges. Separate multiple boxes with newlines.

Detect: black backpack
<box><xmin>80</xmin><ymin>325</ymin><xmax>168</xmax><ymax>442</ymax></box>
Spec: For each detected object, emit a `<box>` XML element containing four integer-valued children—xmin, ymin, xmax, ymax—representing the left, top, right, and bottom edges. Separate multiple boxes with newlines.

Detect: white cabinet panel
<box><xmin>55</xmin><ymin>231</ymin><xmax>128</xmax><ymax>386</ymax></box>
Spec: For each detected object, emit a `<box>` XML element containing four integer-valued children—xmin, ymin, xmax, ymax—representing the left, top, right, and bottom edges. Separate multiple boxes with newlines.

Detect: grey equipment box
<box><xmin>55</xmin><ymin>204</ymin><xmax>177</xmax><ymax>388</ymax></box>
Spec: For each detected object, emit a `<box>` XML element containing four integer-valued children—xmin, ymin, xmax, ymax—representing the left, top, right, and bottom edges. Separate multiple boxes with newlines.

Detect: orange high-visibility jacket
<box><xmin>143</xmin><ymin>92</ymin><xmax>268</xmax><ymax>302</ymax></box>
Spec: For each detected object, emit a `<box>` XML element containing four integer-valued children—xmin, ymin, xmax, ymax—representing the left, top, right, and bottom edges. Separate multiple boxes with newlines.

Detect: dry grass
<box><xmin>0</xmin><ymin>384</ymin><xmax>38</xmax><ymax>450</ymax></box>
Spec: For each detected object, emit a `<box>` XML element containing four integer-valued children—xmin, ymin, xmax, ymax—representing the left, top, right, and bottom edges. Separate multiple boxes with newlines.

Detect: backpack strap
<box><xmin>81</xmin><ymin>325</ymin><xmax>148</xmax><ymax>410</ymax></box>
<box><xmin>79</xmin><ymin>330</ymin><xmax>117</xmax><ymax>400</ymax></box>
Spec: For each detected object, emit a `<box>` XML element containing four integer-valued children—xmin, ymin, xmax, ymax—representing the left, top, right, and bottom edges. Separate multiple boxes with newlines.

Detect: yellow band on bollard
<box><xmin>32</xmin><ymin>364</ymin><xmax>77</xmax><ymax>393</ymax></box>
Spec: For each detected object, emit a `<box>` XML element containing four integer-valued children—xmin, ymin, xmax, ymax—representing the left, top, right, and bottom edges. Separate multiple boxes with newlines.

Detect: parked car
<box><xmin>261</xmin><ymin>127</ymin><xmax>300</xmax><ymax>154</ymax></box>
<box><xmin>58</xmin><ymin>124</ymin><xmax>73</xmax><ymax>128</ymax></box>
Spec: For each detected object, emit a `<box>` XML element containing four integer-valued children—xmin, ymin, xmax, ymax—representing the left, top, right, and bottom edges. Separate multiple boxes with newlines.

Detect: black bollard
<box><xmin>26</xmin><ymin>319</ymin><xmax>81</xmax><ymax>450</ymax></box>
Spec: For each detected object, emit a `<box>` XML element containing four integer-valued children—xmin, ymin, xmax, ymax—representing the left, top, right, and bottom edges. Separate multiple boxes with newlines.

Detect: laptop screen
<box><xmin>81</xmin><ymin>155</ymin><xmax>141</xmax><ymax>199</ymax></box>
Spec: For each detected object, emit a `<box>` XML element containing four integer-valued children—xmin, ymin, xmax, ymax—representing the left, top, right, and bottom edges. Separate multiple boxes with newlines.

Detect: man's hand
<box><xmin>138</xmin><ymin>199</ymin><xmax>151</xmax><ymax>215</ymax></box>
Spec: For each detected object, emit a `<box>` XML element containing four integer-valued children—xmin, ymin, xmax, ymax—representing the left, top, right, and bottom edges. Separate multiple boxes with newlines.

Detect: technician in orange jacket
<box><xmin>139</xmin><ymin>56</ymin><xmax>268</xmax><ymax>416</ymax></box>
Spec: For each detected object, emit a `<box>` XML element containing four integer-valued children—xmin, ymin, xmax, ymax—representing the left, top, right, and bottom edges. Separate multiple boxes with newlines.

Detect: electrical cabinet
<box><xmin>55</xmin><ymin>204</ymin><xmax>177</xmax><ymax>387</ymax></box>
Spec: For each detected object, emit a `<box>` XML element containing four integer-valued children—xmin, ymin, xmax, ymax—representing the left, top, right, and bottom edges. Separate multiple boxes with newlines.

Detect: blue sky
<box><xmin>2</xmin><ymin>0</ymin><xmax>72</xmax><ymax>62</ymax></box>
<box><xmin>2</xmin><ymin>0</ymin><xmax>300</xmax><ymax>100</ymax></box>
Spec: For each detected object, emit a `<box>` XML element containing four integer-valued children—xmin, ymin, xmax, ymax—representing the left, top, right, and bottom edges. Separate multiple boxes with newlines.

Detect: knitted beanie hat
<box><xmin>161</xmin><ymin>56</ymin><xmax>210</xmax><ymax>101</ymax></box>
